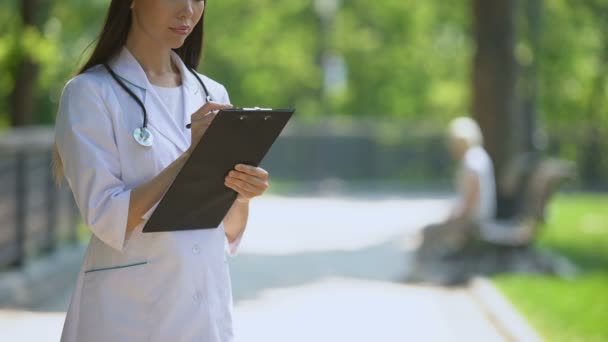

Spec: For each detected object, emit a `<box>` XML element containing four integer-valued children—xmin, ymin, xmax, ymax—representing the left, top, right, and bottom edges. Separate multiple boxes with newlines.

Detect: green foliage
<box><xmin>0</xmin><ymin>1</ymin><xmax>603</xmax><ymax>117</ymax></box>
<box><xmin>332</xmin><ymin>1</ymin><xmax>471</xmax><ymax>118</ymax></box>
<box><xmin>0</xmin><ymin>0</ymin><xmax>607</xmax><ymax>185</ymax></box>
<box><xmin>539</xmin><ymin>0</ymin><xmax>607</xmax><ymax>125</ymax></box>
<box><xmin>204</xmin><ymin>0</ymin><xmax>321</xmax><ymax>116</ymax></box>
<box><xmin>534</xmin><ymin>0</ymin><xmax>608</xmax><ymax>185</ymax></box>
<box><xmin>0</xmin><ymin>0</ymin><xmax>19</xmax><ymax>124</ymax></box>
<box><xmin>0</xmin><ymin>1</ymin><xmax>472</xmax><ymax>125</ymax></box>
<box><xmin>494</xmin><ymin>194</ymin><xmax>608</xmax><ymax>342</ymax></box>
<box><xmin>0</xmin><ymin>0</ymin><xmax>109</xmax><ymax>125</ymax></box>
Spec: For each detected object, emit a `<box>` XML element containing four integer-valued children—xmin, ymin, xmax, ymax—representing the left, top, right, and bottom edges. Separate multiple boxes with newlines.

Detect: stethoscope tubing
<box><xmin>103</xmin><ymin>64</ymin><xmax>151</xmax><ymax>129</ymax></box>
<box><xmin>102</xmin><ymin>62</ymin><xmax>212</xmax><ymax>146</ymax></box>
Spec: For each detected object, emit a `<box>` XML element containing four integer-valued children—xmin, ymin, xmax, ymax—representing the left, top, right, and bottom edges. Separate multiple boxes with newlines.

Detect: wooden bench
<box><xmin>479</xmin><ymin>158</ymin><xmax>576</xmax><ymax>246</ymax></box>
<box><xmin>409</xmin><ymin>157</ymin><xmax>576</xmax><ymax>285</ymax></box>
<box><xmin>454</xmin><ymin>158</ymin><xmax>576</xmax><ymax>282</ymax></box>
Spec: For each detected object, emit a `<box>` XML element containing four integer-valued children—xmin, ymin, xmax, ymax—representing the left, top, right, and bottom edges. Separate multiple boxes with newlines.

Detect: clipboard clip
<box><xmin>239</xmin><ymin>106</ymin><xmax>273</xmax><ymax>111</ymax></box>
<box><xmin>236</xmin><ymin>107</ymin><xmax>274</xmax><ymax>121</ymax></box>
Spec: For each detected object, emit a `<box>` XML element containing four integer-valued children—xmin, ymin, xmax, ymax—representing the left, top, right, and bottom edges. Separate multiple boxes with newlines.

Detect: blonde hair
<box><xmin>51</xmin><ymin>143</ymin><xmax>64</xmax><ymax>186</ymax></box>
<box><xmin>448</xmin><ymin>117</ymin><xmax>484</xmax><ymax>147</ymax></box>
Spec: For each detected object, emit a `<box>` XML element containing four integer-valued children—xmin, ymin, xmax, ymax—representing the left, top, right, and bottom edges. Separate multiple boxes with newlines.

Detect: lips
<box><xmin>170</xmin><ymin>26</ymin><xmax>191</xmax><ymax>35</ymax></box>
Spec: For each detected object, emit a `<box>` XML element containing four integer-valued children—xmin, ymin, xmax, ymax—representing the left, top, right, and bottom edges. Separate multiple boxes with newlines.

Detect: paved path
<box><xmin>0</xmin><ymin>194</ymin><xmax>510</xmax><ymax>341</ymax></box>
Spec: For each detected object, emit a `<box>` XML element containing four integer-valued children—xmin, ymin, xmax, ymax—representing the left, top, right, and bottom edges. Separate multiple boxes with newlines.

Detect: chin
<box><xmin>169</xmin><ymin>41</ymin><xmax>186</xmax><ymax>49</ymax></box>
<box><xmin>165</xmin><ymin>36</ymin><xmax>187</xmax><ymax>50</ymax></box>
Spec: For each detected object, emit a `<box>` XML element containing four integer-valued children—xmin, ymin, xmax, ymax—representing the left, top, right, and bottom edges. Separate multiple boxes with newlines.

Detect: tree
<box><xmin>472</xmin><ymin>0</ymin><xmax>518</xmax><ymax>218</ymax></box>
<box><xmin>1</xmin><ymin>0</ymin><xmax>606</xmax><ymax>188</ymax></box>
<box><xmin>8</xmin><ymin>0</ymin><xmax>53</xmax><ymax>126</ymax></box>
<box><xmin>9</xmin><ymin>0</ymin><xmax>40</xmax><ymax>126</ymax></box>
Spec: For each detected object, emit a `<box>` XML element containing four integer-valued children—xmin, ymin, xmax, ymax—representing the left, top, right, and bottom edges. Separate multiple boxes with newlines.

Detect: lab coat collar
<box><xmin>107</xmin><ymin>46</ymin><xmax>199</xmax><ymax>93</ymax></box>
<box><xmin>107</xmin><ymin>46</ymin><xmax>149</xmax><ymax>92</ymax></box>
<box><xmin>108</xmin><ymin>46</ymin><xmax>205</xmax><ymax>153</ymax></box>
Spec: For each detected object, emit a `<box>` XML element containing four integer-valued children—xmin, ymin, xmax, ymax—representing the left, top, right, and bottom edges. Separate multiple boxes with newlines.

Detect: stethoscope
<box><xmin>103</xmin><ymin>63</ymin><xmax>212</xmax><ymax>147</ymax></box>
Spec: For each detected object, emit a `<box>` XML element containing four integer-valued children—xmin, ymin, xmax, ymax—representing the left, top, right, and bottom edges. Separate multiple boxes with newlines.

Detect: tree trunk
<box><xmin>9</xmin><ymin>0</ymin><xmax>40</xmax><ymax>127</ymax></box>
<box><xmin>472</xmin><ymin>0</ymin><xmax>518</xmax><ymax>219</ymax></box>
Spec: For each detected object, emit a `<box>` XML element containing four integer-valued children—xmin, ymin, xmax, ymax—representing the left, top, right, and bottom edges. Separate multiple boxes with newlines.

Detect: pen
<box><xmin>186</xmin><ymin>108</ymin><xmax>239</xmax><ymax>129</ymax></box>
<box><xmin>186</xmin><ymin>107</ymin><xmax>271</xmax><ymax>128</ymax></box>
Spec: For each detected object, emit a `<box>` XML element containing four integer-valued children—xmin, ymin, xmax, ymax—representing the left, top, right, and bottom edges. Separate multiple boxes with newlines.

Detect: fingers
<box><xmin>226</xmin><ymin>185</ymin><xmax>256</xmax><ymax>200</ymax></box>
<box><xmin>224</xmin><ymin>178</ymin><xmax>260</xmax><ymax>198</ymax></box>
<box><xmin>189</xmin><ymin>110</ymin><xmax>217</xmax><ymax>128</ymax></box>
<box><xmin>224</xmin><ymin>165</ymin><xmax>270</xmax><ymax>200</ymax></box>
<box><xmin>191</xmin><ymin>102</ymin><xmax>233</xmax><ymax>121</ymax></box>
<box><xmin>224</xmin><ymin>176</ymin><xmax>262</xmax><ymax>199</ymax></box>
<box><xmin>226</xmin><ymin>170</ymin><xmax>269</xmax><ymax>189</ymax></box>
<box><xmin>234</xmin><ymin>164</ymin><xmax>269</xmax><ymax>179</ymax></box>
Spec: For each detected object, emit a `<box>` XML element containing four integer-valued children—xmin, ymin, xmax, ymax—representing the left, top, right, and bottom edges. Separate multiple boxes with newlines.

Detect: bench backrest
<box><xmin>520</xmin><ymin>159</ymin><xmax>575</xmax><ymax>224</ymax></box>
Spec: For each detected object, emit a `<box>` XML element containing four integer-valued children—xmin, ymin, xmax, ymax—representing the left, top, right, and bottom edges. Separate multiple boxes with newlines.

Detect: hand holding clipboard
<box><xmin>143</xmin><ymin>106</ymin><xmax>295</xmax><ymax>233</ymax></box>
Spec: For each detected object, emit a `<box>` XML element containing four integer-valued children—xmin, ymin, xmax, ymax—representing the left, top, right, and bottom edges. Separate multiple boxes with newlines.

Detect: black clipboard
<box><xmin>143</xmin><ymin>108</ymin><xmax>295</xmax><ymax>233</ymax></box>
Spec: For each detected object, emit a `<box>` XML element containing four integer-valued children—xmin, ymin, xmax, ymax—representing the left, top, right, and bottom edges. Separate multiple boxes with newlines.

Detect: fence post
<box><xmin>13</xmin><ymin>151</ymin><xmax>26</xmax><ymax>267</ymax></box>
<box><xmin>45</xmin><ymin>151</ymin><xmax>57</xmax><ymax>252</ymax></box>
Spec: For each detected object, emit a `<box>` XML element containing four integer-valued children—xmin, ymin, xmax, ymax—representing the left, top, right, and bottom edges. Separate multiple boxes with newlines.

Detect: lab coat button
<box><xmin>193</xmin><ymin>292</ymin><xmax>202</xmax><ymax>303</ymax></box>
<box><xmin>192</xmin><ymin>244</ymin><xmax>201</xmax><ymax>254</ymax></box>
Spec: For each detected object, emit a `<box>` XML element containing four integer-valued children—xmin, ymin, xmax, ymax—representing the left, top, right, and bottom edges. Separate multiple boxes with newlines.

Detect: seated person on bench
<box><xmin>416</xmin><ymin>117</ymin><xmax>496</xmax><ymax>261</ymax></box>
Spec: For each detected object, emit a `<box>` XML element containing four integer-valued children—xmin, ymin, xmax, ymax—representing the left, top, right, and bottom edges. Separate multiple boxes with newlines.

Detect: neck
<box><xmin>125</xmin><ymin>31</ymin><xmax>175</xmax><ymax>75</ymax></box>
<box><xmin>125</xmin><ymin>27</ymin><xmax>182</xmax><ymax>87</ymax></box>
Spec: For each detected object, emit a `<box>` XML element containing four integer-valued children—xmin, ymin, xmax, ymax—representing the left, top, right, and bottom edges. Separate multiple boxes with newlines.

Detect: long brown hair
<box><xmin>53</xmin><ymin>0</ymin><xmax>207</xmax><ymax>184</ymax></box>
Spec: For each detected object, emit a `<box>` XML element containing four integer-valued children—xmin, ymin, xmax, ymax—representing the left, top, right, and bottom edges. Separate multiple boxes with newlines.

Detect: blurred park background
<box><xmin>1</xmin><ymin>0</ymin><xmax>607</xmax><ymax>341</ymax></box>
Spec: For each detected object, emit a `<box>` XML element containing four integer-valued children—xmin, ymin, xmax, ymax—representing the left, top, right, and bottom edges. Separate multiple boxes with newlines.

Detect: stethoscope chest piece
<box><xmin>133</xmin><ymin>127</ymin><xmax>154</xmax><ymax>147</ymax></box>
<box><xmin>104</xmin><ymin>62</ymin><xmax>211</xmax><ymax>149</ymax></box>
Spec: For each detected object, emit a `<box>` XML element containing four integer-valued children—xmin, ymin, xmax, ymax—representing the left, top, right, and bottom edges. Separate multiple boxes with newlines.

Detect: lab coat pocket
<box><xmin>78</xmin><ymin>261</ymin><xmax>154</xmax><ymax>341</ymax></box>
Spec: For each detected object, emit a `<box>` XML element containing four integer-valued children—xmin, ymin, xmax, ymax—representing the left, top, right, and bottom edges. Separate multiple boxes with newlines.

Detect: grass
<box><xmin>493</xmin><ymin>193</ymin><xmax>608</xmax><ymax>342</ymax></box>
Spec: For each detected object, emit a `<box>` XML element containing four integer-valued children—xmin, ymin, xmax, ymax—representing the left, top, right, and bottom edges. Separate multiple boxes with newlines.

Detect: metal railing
<box><xmin>0</xmin><ymin>121</ymin><xmax>600</xmax><ymax>270</ymax></box>
<box><xmin>0</xmin><ymin>123</ymin><xmax>455</xmax><ymax>270</ymax></box>
<box><xmin>261</xmin><ymin>121</ymin><xmax>454</xmax><ymax>183</ymax></box>
<box><xmin>0</xmin><ymin>126</ymin><xmax>80</xmax><ymax>268</ymax></box>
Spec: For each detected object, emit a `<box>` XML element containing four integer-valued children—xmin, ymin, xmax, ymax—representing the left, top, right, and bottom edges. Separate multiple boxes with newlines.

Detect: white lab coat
<box><xmin>55</xmin><ymin>46</ymin><xmax>243</xmax><ymax>342</ymax></box>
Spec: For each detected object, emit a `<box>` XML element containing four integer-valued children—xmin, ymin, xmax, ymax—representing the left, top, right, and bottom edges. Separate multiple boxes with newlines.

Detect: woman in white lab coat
<box><xmin>52</xmin><ymin>1</ymin><xmax>269</xmax><ymax>341</ymax></box>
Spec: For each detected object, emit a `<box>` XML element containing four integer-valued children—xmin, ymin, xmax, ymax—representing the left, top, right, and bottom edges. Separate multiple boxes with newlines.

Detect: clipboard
<box><xmin>143</xmin><ymin>107</ymin><xmax>295</xmax><ymax>233</ymax></box>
